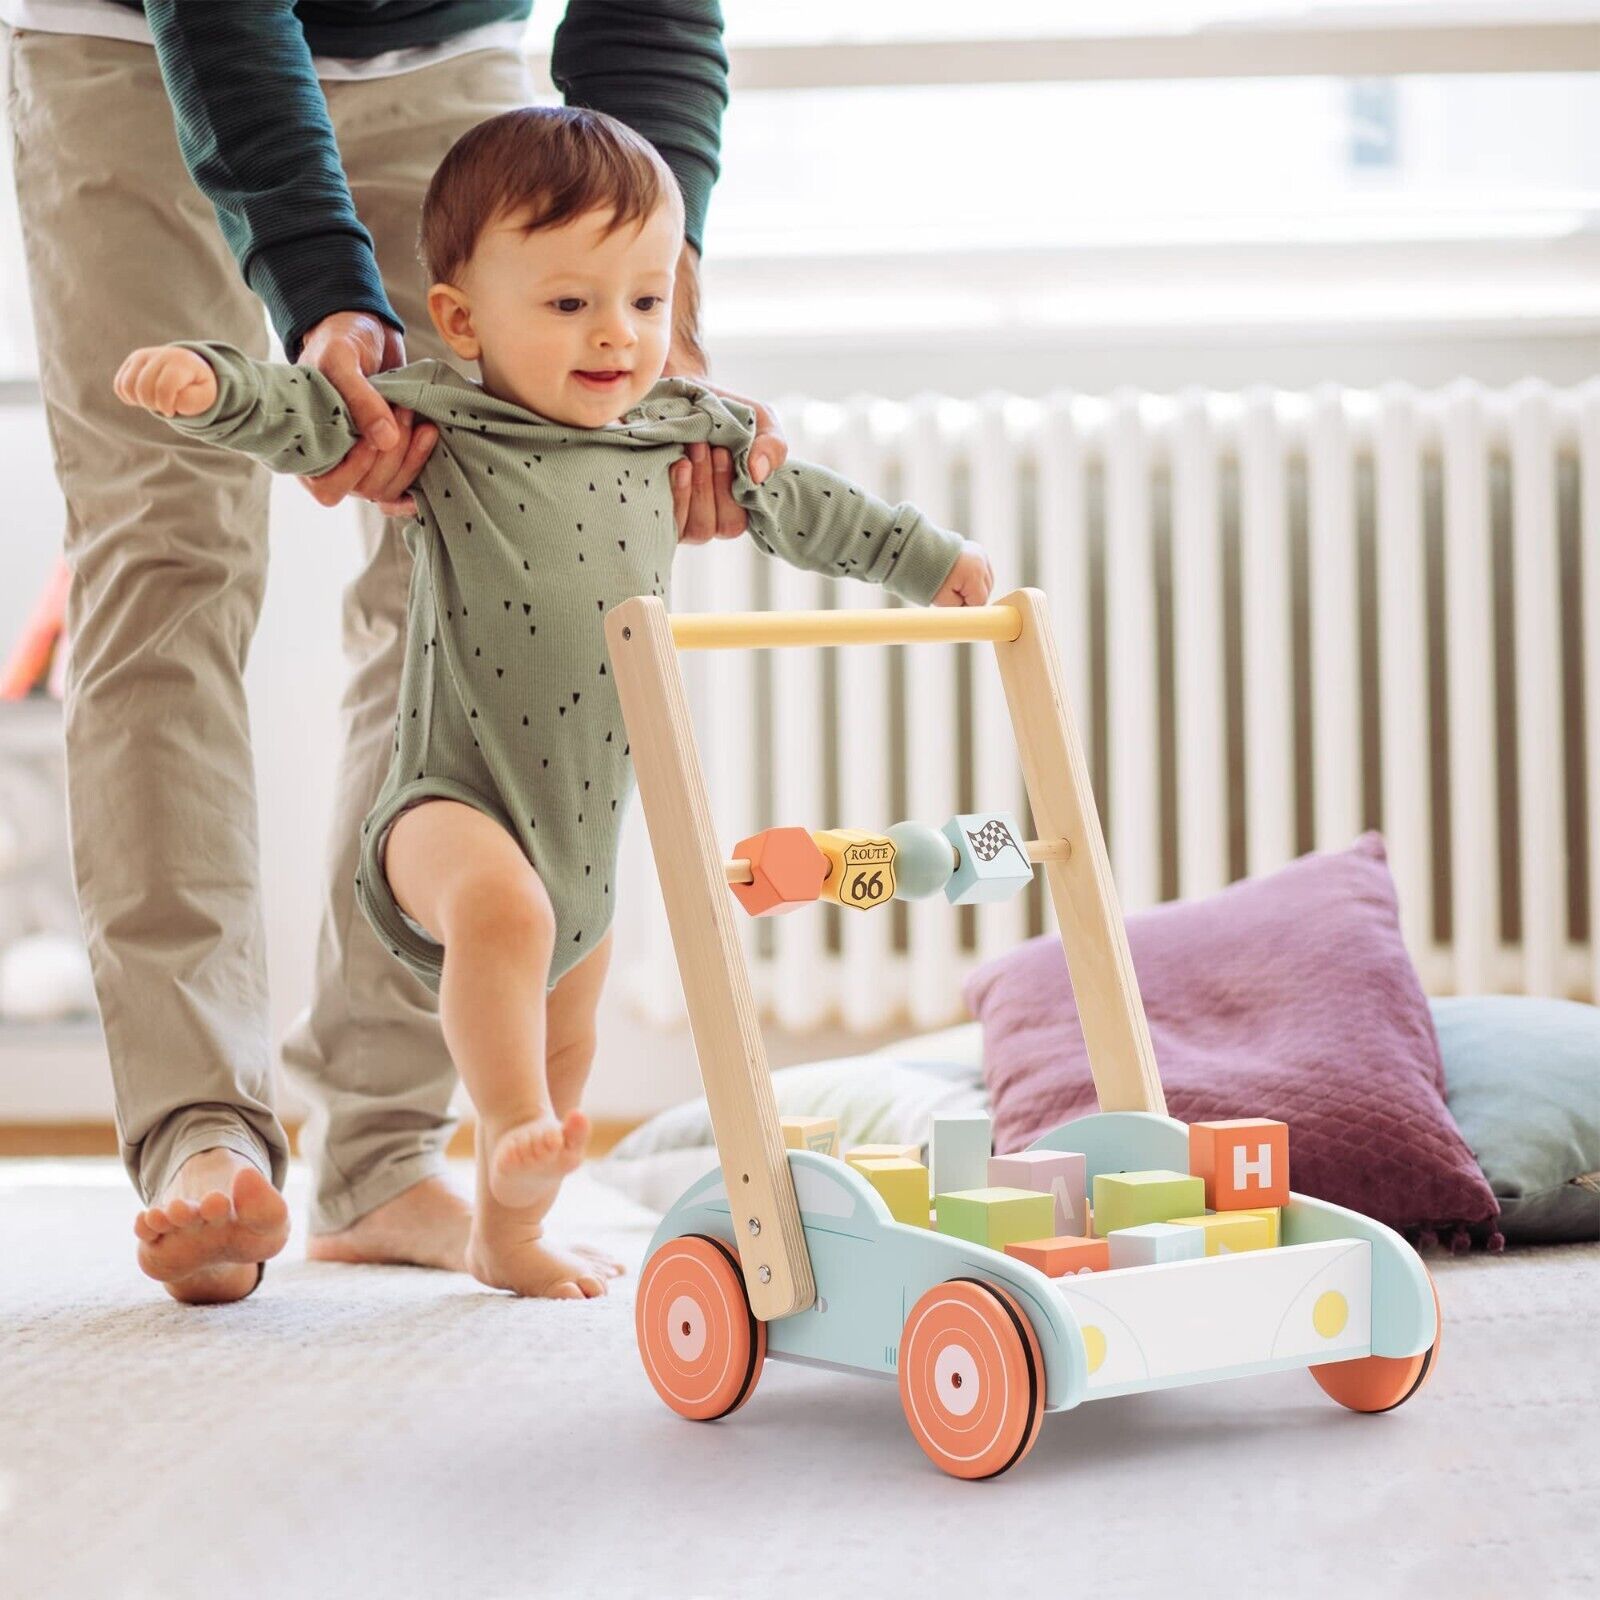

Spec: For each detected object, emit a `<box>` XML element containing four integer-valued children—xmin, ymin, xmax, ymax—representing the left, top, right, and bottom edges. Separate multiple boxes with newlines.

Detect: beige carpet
<box><xmin>1</xmin><ymin>1160</ymin><xmax>1596</xmax><ymax>1600</ymax></box>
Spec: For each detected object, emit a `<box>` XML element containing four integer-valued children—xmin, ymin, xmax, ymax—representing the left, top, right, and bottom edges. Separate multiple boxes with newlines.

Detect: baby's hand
<box><xmin>930</xmin><ymin>539</ymin><xmax>994</xmax><ymax>607</ymax></box>
<box><xmin>113</xmin><ymin>346</ymin><xmax>218</xmax><ymax>418</ymax></box>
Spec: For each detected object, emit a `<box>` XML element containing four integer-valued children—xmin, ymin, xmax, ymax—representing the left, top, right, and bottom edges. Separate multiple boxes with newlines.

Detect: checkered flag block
<box><xmin>966</xmin><ymin>817</ymin><xmax>1025</xmax><ymax>865</ymax></box>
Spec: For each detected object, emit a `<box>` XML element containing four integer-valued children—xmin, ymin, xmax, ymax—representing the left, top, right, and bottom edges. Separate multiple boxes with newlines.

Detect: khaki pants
<box><xmin>6</xmin><ymin>27</ymin><xmax>534</xmax><ymax>1231</ymax></box>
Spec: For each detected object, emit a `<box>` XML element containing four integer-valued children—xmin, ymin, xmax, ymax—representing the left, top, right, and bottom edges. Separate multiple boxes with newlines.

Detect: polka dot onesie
<box><xmin>165</xmin><ymin>343</ymin><xmax>965</xmax><ymax>991</ymax></box>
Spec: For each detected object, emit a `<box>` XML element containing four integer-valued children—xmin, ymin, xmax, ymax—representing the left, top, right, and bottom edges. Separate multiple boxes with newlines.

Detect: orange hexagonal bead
<box><xmin>729</xmin><ymin>826</ymin><xmax>828</xmax><ymax>916</ymax></box>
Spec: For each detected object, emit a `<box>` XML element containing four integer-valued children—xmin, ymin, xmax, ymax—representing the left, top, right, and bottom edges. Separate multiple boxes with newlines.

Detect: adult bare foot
<box><xmin>307</xmin><ymin>1175</ymin><xmax>473</xmax><ymax>1272</ymax></box>
<box><xmin>309</xmin><ymin>1173</ymin><xmax>621</xmax><ymax>1282</ymax></box>
<box><xmin>134</xmin><ymin>1148</ymin><xmax>288</xmax><ymax>1305</ymax></box>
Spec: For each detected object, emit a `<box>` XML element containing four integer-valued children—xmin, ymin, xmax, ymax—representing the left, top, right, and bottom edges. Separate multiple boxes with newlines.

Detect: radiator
<box><xmin>618</xmin><ymin>381</ymin><xmax>1599</xmax><ymax>1031</ymax></box>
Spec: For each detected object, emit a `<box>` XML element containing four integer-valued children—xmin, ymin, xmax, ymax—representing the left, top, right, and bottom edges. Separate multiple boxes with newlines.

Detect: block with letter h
<box><xmin>1188</xmin><ymin>1119</ymin><xmax>1289</xmax><ymax>1210</ymax></box>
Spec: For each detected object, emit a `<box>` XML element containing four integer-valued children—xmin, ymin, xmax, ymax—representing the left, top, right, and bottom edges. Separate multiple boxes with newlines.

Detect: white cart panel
<box><xmin>1053</xmin><ymin>1239</ymin><xmax>1372</xmax><ymax>1398</ymax></box>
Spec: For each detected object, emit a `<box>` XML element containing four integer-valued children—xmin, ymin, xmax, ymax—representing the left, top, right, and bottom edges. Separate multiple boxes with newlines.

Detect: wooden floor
<box><xmin>0</xmin><ymin>1118</ymin><xmax>639</xmax><ymax>1160</ymax></box>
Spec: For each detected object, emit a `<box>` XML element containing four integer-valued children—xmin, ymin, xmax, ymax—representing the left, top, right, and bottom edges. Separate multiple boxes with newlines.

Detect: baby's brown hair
<box><xmin>420</xmin><ymin>105</ymin><xmax>683</xmax><ymax>286</ymax></box>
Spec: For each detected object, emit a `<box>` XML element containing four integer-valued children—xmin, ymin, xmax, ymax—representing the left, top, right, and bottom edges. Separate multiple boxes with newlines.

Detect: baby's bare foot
<box><xmin>307</xmin><ymin>1176</ymin><xmax>471</xmax><ymax>1272</ymax></box>
<box><xmin>134</xmin><ymin>1148</ymin><xmax>288</xmax><ymax>1305</ymax></box>
<box><xmin>488</xmin><ymin>1108</ymin><xmax>589</xmax><ymax>1208</ymax></box>
<box><xmin>466</xmin><ymin>1217</ymin><xmax>618</xmax><ymax>1300</ymax></box>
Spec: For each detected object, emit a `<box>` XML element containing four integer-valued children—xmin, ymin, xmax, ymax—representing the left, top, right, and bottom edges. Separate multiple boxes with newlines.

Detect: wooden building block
<box><xmin>1091</xmin><ymin>1169</ymin><xmax>1205</xmax><ymax>1236</ymax></box>
<box><xmin>1167</xmin><ymin>1212</ymin><xmax>1274</xmax><ymax>1255</ymax></box>
<box><xmin>1004</xmin><ymin>1235</ymin><xmax>1110</xmax><ymax>1277</ymax></box>
<box><xmin>932</xmin><ymin>1114</ymin><xmax>991</xmax><ymax>1195</ymax></box>
<box><xmin>845</xmin><ymin>1143</ymin><xmax>922</xmax><ymax>1167</ymax></box>
<box><xmin>1233</xmin><ymin>1206</ymin><xmax>1281</xmax><ymax>1247</ymax></box>
<box><xmin>780</xmin><ymin>1115</ymin><xmax>839</xmax><ymax>1158</ymax></box>
<box><xmin>1188</xmin><ymin>1119</ymin><xmax>1290</xmax><ymax>1210</ymax></box>
<box><xmin>853</xmin><ymin>1157</ymin><xmax>930</xmax><ymax>1227</ymax></box>
<box><xmin>934</xmin><ymin>1187</ymin><xmax>1055</xmax><ymax>1253</ymax></box>
<box><xmin>1106</xmin><ymin>1221</ymin><xmax>1207</xmax><ymax>1268</ymax></box>
<box><xmin>988</xmin><ymin>1150</ymin><xmax>1088</xmax><ymax>1237</ymax></box>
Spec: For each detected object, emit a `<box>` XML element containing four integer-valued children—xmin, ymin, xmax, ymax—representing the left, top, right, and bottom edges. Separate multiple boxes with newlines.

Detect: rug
<box><xmin>1</xmin><ymin>1160</ymin><xmax>1595</xmax><ymax>1600</ymax></box>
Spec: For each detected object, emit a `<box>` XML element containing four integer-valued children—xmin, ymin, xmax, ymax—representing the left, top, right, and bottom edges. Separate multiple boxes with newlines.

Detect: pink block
<box><xmin>986</xmin><ymin>1150</ymin><xmax>1088</xmax><ymax>1237</ymax></box>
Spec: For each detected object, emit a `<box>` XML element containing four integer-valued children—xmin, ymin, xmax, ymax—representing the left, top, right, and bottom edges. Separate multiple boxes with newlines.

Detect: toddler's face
<box><xmin>429</xmin><ymin>201</ymin><xmax>680</xmax><ymax>427</ymax></box>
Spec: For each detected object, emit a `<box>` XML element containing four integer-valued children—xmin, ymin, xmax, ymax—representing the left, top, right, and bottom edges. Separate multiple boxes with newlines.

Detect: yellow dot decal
<box><xmin>1082</xmin><ymin>1325</ymin><xmax>1106</xmax><ymax>1374</ymax></box>
<box><xmin>1313</xmin><ymin>1290</ymin><xmax>1349</xmax><ymax>1339</ymax></box>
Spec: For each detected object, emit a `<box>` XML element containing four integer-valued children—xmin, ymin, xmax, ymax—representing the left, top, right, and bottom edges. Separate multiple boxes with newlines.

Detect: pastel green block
<box><xmin>1092</xmin><ymin>1169</ymin><xmax>1206</xmax><ymax>1237</ymax></box>
<box><xmin>934</xmin><ymin>1187</ymin><xmax>1055</xmax><ymax>1252</ymax></box>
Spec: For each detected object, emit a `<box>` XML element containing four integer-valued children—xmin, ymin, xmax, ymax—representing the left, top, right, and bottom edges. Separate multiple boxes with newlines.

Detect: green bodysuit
<box><xmin>164</xmin><ymin>343</ymin><xmax>964</xmax><ymax>991</ymax></box>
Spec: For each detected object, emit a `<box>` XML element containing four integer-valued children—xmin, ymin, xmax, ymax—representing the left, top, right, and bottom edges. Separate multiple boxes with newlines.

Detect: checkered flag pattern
<box><xmin>965</xmin><ymin>818</ymin><xmax>1024</xmax><ymax>865</ymax></box>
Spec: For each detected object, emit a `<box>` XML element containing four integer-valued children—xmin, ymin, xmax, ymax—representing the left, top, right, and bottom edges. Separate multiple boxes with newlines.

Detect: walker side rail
<box><xmin>604</xmin><ymin>587</ymin><xmax>1163</xmax><ymax>1323</ymax></box>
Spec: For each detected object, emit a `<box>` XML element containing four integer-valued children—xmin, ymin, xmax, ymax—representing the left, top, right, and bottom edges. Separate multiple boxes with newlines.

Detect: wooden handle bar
<box><xmin>724</xmin><ymin>835</ymin><xmax>1070</xmax><ymax>885</ymax></box>
<box><xmin>670</xmin><ymin>605</ymin><xmax>1022</xmax><ymax>651</ymax></box>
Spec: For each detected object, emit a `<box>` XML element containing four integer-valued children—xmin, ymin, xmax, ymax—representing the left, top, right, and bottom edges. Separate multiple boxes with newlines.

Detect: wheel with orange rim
<box><xmin>1313</xmin><ymin>1270</ymin><xmax>1441</xmax><ymax>1413</ymax></box>
<box><xmin>636</xmin><ymin>1235</ymin><xmax>766</xmax><ymax>1421</ymax></box>
<box><xmin>898</xmin><ymin>1278</ymin><xmax>1045</xmax><ymax>1479</ymax></box>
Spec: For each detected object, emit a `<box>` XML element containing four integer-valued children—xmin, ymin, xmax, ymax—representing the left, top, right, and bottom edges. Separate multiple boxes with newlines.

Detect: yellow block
<box><xmin>853</xmin><ymin>1158</ymin><xmax>930</xmax><ymax>1228</ymax></box>
<box><xmin>1167</xmin><ymin>1213</ymin><xmax>1273</xmax><ymax>1255</ymax></box>
<box><xmin>1233</xmin><ymin>1206</ymin><xmax>1281</xmax><ymax>1247</ymax></box>
<box><xmin>781</xmin><ymin>1115</ymin><xmax>839</xmax><ymax>1158</ymax></box>
<box><xmin>846</xmin><ymin>1143</ymin><xmax>921</xmax><ymax>1167</ymax></box>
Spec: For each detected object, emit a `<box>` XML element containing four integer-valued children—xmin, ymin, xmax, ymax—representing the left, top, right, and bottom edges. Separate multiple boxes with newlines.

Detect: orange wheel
<box><xmin>1313</xmin><ymin>1271</ymin><xmax>1441</xmax><ymax>1413</ymax></box>
<box><xmin>898</xmin><ymin>1278</ymin><xmax>1045</xmax><ymax>1479</ymax></box>
<box><xmin>636</xmin><ymin>1235</ymin><xmax>766</xmax><ymax>1421</ymax></box>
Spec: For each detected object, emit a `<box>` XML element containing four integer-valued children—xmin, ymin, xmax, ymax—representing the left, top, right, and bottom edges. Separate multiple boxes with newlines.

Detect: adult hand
<box><xmin>667</xmin><ymin>382</ymin><xmax>788</xmax><ymax>545</ymax></box>
<box><xmin>296</xmin><ymin>311</ymin><xmax>437</xmax><ymax>517</ymax></box>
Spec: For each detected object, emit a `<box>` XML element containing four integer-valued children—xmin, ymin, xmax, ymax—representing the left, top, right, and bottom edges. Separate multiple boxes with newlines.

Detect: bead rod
<box><xmin>724</xmin><ymin>835</ymin><xmax>1070</xmax><ymax>886</ymax></box>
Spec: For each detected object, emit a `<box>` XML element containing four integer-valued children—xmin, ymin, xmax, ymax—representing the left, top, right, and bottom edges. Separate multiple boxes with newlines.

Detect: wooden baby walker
<box><xmin>603</xmin><ymin>590</ymin><xmax>1441</xmax><ymax>1480</ymax></box>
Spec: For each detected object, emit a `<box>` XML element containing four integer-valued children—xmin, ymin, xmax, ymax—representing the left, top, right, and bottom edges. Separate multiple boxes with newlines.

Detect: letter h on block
<box><xmin>1188</xmin><ymin>1119</ymin><xmax>1290</xmax><ymax>1210</ymax></box>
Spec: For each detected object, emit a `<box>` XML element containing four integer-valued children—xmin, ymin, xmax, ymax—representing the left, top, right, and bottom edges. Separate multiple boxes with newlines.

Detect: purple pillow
<box><xmin>963</xmin><ymin>833</ymin><xmax>1499</xmax><ymax>1242</ymax></box>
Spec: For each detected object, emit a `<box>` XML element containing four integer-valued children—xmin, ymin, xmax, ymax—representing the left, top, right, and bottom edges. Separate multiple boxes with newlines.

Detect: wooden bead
<box><xmin>728</xmin><ymin>826</ymin><xmax>827</xmax><ymax>917</ymax></box>
<box><xmin>885</xmin><ymin>820</ymin><xmax>954</xmax><ymax>899</ymax></box>
<box><xmin>941</xmin><ymin>812</ymin><xmax>1034</xmax><ymax>905</ymax></box>
<box><xmin>811</xmin><ymin>828</ymin><xmax>896</xmax><ymax>911</ymax></box>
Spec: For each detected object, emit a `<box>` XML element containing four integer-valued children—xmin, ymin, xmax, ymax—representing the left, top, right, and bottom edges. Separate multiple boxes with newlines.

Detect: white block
<box><xmin>932</xmin><ymin>1114</ymin><xmax>991</xmax><ymax>1195</ymax></box>
<box><xmin>987</xmin><ymin>1150</ymin><xmax>1088</xmax><ymax>1236</ymax></box>
<box><xmin>1107</xmin><ymin>1221</ymin><xmax>1207</xmax><ymax>1268</ymax></box>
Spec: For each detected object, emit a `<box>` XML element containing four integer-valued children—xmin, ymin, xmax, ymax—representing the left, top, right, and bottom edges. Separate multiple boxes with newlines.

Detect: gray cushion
<box><xmin>1432</xmin><ymin>996</ymin><xmax>1600</xmax><ymax>1243</ymax></box>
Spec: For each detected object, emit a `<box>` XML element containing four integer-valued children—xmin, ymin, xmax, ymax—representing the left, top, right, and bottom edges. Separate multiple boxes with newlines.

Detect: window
<box><xmin>521</xmin><ymin>3</ymin><xmax>1600</xmax><ymax>358</ymax></box>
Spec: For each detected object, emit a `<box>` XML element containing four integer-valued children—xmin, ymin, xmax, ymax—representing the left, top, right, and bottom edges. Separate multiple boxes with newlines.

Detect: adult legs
<box><xmin>281</xmin><ymin>48</ymin><xmax>540</xmax><ymax>1234</ymax></box>
<box><xmin>8</xmin><ymin>31</ymin><xmax>291</xmax><ymax>1295</ymax></box>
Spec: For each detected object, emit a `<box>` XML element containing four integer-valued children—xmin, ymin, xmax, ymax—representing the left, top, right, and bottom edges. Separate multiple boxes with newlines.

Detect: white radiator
<box><xmin>618</xmin><ymin>381</ymin><xmax>1599</xmax><ymax>1031</ymax></box>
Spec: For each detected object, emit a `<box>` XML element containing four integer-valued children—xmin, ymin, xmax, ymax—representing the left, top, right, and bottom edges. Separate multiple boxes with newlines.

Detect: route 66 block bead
<box><xmin>811</xmin><ymin>829</ymin><xmax>896</xmax><ymax>911</ymax></box>
<box><xmin>941</xmin><ymin>812</ymin><xmax>1033</xmax><ymax>904</ymax></box>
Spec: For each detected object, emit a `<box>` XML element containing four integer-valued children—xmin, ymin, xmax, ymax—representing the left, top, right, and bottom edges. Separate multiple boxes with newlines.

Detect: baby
<box><xmin>116</xmin><ymin>105</ymin><xmax>994</xmax><ymax>1299</ymax></box>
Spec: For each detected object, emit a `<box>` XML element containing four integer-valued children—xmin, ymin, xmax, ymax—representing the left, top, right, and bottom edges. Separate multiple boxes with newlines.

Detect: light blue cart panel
<box><xmin>651</xmin><ymin>1153</ymin><xmax>1091</xmax><ymax>1411</ymax></box>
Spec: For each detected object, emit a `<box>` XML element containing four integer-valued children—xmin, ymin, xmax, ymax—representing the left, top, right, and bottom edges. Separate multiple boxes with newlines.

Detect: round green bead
<box><xmin>887</xmin><ymin>820</ymin><xmax>955</xmax><ymax>900</ymax></box>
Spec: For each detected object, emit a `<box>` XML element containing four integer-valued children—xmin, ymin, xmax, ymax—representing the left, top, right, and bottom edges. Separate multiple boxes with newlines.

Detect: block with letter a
<box><xmin>987</xmin><ymin>1149</ymin><xmax>1088</xmax><ymax>1237</ymax></box>
<box><xmin>1188</xmin><ymin>1119</ymin><xmax>1290</xmax><ymax>1210</ymax></box>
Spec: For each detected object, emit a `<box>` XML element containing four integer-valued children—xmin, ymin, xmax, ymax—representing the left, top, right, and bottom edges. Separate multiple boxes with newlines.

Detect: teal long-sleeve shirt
<box><xmin>128</xmin><ymin>1</ymin><xmax>728</xmax><ymax>360</ymax></box>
